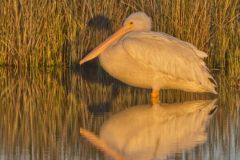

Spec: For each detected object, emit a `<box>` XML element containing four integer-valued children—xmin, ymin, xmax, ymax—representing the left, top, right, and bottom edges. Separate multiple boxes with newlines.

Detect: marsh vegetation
<box><xmin>0</xmin><ymin>0</ymin><xmax>239</xmax><ymax>159</ymax></box>
<box><xmin>0</xmin><ymin>0</ymin><xmax>239</xmax><ymax>75</ymax></box>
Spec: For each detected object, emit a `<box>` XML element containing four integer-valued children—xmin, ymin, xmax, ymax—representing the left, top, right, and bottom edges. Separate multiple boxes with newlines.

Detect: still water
<box><xmin>0</xmin><ymin>66</ymin><xmax>239</xmax><ymax>160</ymax></box>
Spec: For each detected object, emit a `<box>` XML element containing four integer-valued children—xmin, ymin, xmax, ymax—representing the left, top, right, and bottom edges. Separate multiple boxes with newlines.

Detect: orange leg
<box><xmin>151</xmin><ymin>90</ymin><xmax>160</xmax><ymax>104</ymax></box>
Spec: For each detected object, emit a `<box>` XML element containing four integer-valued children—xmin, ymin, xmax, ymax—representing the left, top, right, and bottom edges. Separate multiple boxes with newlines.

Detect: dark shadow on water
<box><xmin>75</xmin><ymin>60</ymin><xmax>113</xmax><ymax>86</ymax></box>
<box><xmin>74</xmin><ymin>61</ymin><xmax>125</xmax><ymax>114</ymax></box>
<box><xmin>87</xmin><ymin>85</ymin><xmax>121</xmax><ymax>115</ymax></box>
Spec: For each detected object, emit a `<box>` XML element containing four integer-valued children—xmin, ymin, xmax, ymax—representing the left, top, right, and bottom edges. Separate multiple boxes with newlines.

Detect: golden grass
<box><xmin>0</xmin><ymin>0</ymin><xmax>239</xmax><ymax>158</ymax></box>
<box><xmin>0</xmin><ymin>0</ymin><xmax>239</xmax><ymax>77</ymax></box>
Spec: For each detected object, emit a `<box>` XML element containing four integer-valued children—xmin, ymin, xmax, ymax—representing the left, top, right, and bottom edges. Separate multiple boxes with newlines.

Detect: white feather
<box><xmin>121</xmin><ymin>31</ymin><xmax>216</xmax><ymax>93</ymax></box>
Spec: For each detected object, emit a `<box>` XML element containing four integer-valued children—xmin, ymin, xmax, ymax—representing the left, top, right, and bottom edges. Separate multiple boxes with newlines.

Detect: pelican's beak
<box><xmin>79</xmin><ymin>25</ymin><xmax>133</xmax><ymax>65</ymax></box>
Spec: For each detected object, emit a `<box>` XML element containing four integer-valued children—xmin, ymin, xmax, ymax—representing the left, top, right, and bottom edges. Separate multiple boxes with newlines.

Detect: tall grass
<box><xmin>0</xmin><ymin>0</ymin><xmax>239</xmax><ymax>74</ymax></box>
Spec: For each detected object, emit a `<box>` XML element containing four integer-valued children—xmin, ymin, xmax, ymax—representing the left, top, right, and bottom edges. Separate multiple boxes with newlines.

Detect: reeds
<box><xmin>0</xmin><ymin>0</ymin><xmax>239</xmax><ymax>75</ymax></box>
<box><xmin>0</xmin><ymin>0</ymin><xmax>239</xmax><ymax>158</ymax></box>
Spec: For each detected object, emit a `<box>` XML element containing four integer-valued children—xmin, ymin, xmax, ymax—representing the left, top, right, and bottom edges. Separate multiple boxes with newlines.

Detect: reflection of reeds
<box><xmin>0</xmin><ymin>68</ymin><xmax>97</xmax><ymax>159</ymax></box>
<box><xmin>0</xmin><ymin>68</ymin><xmax>239</xmax><ymax>159</ymax></box>
<box><xmin>0</xmin><ymin>0</ymin><xmax>239</xmax><ymax>75</ymax></box>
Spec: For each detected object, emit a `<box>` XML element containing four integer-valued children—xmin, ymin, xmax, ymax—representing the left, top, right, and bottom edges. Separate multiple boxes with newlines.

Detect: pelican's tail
<box><xmin>202</xmin><ymin>66</ymin><xmax>218</xmax><ymax>94</ymax></box>
<box><xmin>196</xmin><ymin>59</ymin><xmax>218</xmax><ymax>94</ymax></box>
<box><xmin>177</xmin><ymin>71</ymin><xmax>218</xmax><ymax>94</ymax></box>
<box><xmin>196</xmin><ymin>75</ymin><xmax>217</xmax><ymax>94</ymax></box>
<box><xmin>204</xmin><ymin>75</ymin><xmax>217</xmax><ymax>94</ymax></box>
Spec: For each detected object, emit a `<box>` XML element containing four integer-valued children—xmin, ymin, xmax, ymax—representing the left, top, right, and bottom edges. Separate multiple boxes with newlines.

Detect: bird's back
<box><xmin>121</xmin><ymin>31</ymin><xmax>217</xmax><ymax>93</ymax></box>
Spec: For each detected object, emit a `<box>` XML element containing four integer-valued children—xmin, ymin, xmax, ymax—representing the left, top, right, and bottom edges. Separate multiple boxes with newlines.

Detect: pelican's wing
<box><xmin>121</xmin><ymin>31</ymin><xmax>216</xmax><ymax>90</ymax></box>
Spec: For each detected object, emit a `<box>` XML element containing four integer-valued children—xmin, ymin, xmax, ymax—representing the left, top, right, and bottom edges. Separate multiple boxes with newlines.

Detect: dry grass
<box><xmin>0</xmin><ymin>0</ymin><xmax>239</xmax><ymax>76</ymax></box>
<box><xmin>0</xmin><ymin>0</ymin><xmax>239</xmax><ymax>159</ymax></box>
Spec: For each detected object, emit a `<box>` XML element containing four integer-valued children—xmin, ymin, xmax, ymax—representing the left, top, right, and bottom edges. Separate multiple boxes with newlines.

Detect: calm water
<box><xmin>0</xmin><ymin>66</ymin><xmax>239</xmax><ymax>160</ymax></box>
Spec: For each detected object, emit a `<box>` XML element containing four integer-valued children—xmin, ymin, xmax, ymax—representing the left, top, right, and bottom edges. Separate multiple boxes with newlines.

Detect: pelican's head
<box><xmin>80</xmin><ymin>12</ymin><xmax>152</xmax><ymax>65</ymax></box>
<box><xmin>123</xmin><ymin>12</ymin><xmax>152</xmax><ymax>31</ymax></box>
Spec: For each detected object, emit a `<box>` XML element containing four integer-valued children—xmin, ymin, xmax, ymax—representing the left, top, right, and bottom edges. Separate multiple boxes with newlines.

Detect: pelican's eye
<box><xmin>129</xmin><ymin>22</ymin><xmax>133</xmax><ymax>25</ymax></box>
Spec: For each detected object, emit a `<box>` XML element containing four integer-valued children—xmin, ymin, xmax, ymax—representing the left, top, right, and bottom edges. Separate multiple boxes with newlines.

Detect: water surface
<box><xmin>0</xmin><ymin>67</ymin><xmax>239</xmax><ymax>160</ymax></box>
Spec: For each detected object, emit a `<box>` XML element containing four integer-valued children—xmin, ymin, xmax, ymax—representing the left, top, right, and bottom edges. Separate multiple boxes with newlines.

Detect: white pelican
<box><xmin>100</xmin><ymin>100</ymin><xmax>217</xmax><ymax>160</ymax></box>
<box><xmin>80</xmin><ymin>12</ymin><xmax>217</xmax><ymax>100</ymax></box>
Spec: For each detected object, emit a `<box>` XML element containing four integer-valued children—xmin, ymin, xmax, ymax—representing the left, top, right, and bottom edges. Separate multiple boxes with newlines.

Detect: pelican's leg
<box><xmin>151</xmin><ymin>90</ymin><xmax>159</xmax><ymax>104</ymax></box>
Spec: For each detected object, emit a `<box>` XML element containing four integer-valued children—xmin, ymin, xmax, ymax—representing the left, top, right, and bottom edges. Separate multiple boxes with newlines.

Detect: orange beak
<box><xmin>79</xmin><ymin>25</ymin><xmax>133</xmax><ymax>65</ymax></box>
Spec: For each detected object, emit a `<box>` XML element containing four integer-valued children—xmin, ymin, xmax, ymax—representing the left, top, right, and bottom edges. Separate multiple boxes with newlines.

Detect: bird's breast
<box><xmin>99</xmin><ymin>44</ymin><xmax>155</xmax><ymax>89</ymax></box>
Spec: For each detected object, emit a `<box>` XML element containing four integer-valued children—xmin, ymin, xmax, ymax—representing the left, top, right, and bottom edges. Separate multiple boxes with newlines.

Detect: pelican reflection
<box><xmin>100</xmin><ymin>99</ymin><xmax>217</xmax><ymax>160</ymax></box>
